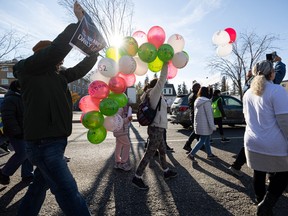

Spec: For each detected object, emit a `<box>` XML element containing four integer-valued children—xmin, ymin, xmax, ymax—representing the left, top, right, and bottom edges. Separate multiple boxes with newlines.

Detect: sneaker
<box><xmin>207</xmin><ymin>154</ymin><xmax>217</xmax><ymax>159</ymax></box>
<box><xmin>114</xmin><ymin>162</ymin><xmax>121</xmax><ymax>169</ymax></box>
<box><xmin>221</xmin><ymin>138</ymin><xmax>231</xmax><ymax>143</ymax></box>
<box><xmin>164</xmin><ymin>169</ymin><xmax>178</xmax><ymax>180</ymax></box>
<box><xmin>132</xmin><ymin>176</ymin><xmax>149</xmax><ymax>190</ymax></box>
<box><xmin>118</xmin><ymin>162</ymin><xmax>132</xmax><ymax>171</ymax></box>
<box><xmin>64</xmin><ymin>156</ymin><xmax>71</xmax><ymax>162</ymax></box>
<box><xmin>183</xmin><ymin>144</ymin><xmax>192</xmax><ymax>152</ymax></box>
<box><xmin>0</xmin><ymin>169</ymin><xmax>10</xmax><ymax>185</ymax></box>
<box><xmin>0</xmin><ymin>144</ymin><xmax>10</xmax><ymax>153</ymax></box>
<box><xmin>187</xmin><ymin>154</ymin><xmax>198</xmax><ymax>163</ymax></box>
<box><xmin>228</xmin><ymin>166</ymin><xmax>243</xmax><ymax>177</ymax></box>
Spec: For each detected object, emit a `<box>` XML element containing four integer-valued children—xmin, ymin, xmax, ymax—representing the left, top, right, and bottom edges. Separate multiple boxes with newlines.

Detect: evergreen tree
<box><xmin>177</xmin><ymin>84</ymin><xmax>182</xmax><ymax>95</ymax></box>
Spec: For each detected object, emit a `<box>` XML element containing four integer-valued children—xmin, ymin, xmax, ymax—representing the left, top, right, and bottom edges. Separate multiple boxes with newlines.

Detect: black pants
<box><xmin>253</xmin><ymin>170</ymin><xmax>288</xmax><ymax>201</ymax></box>
<box><xmin>214</xmin><ymin>117</ymin><xmax>224</xmax><ymax>136</ymax></box>
<box><xmin>185</xmin><ymin>129</ymin><xmax>200</xmax><ymax>147</ymax></box>
<box><xmin>231</xmin><ymin>147</ymin><xmax>246</xmax><ymax>170</ymax></box>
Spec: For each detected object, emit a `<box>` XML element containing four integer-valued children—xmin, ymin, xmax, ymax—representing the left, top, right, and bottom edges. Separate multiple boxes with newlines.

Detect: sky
<box><xmin>1</xmin><ymin>0</ymin><xmax>288</xmax><ymax>91</ymax></box>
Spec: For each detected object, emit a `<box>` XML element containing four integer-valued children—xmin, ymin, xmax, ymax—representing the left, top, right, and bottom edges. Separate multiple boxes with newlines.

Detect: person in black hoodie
<box><xmin>0</xmin><ymin>80</ymin><xmax>34</xmax><ymax>185</ymax></box>
<box><xmin>183</xmin><ymin>83</ymin><xmax>201</xmax><ymax>152</ymax></box>
<box><xmin>14</xmin><ymin>2</ymin><xmax>98</xmax><ymax>216</ymax></box>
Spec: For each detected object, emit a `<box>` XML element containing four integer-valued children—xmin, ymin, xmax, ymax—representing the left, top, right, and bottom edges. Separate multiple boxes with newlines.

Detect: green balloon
<box><xmin>99</xmin><ymin>98</ymin><xmax>119</xmax><ymax>116</ymax></box>
<box><xmin>108</xmin><ymin>92</ymin><xmax>128</xmax><ymax>108</ymax></box>
<box><xmin>82</xmin><ymin>111</ymin><xmax>104</xmax><ymax>129</ymax></box>
<box><xmin>138</xmin><ymin>42</ymin><xmax>157</xmax><ymax>63</ymax></box>
<box><xmin>87</xmin><ymin>126</ymin><xmax>107</xmax><ymax>144</ymax></box>
<box><xmin>157</xmin><ymin>44</ymin><xmax>174</xmax><ymax>62</ymax></box>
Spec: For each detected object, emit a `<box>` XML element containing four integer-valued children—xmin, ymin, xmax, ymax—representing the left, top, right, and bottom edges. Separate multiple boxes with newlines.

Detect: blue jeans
<box><xmin>190</xmin><ymin>135</ymin><xmax>212</xmax><ymax>156</ymax></box>
<box><xmin>17</xmin><ymin>137</ymin><xmax>91</xmax><ymax>216</ymax></box>
<box><xmin>2</xmin><ymin>137</ymin><xmax>33</xmax><ymax>178</ymax></box>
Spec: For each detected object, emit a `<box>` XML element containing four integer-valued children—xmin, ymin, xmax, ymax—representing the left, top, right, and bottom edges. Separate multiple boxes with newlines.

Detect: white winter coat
<box><xmin>193</xmin><ymin>97</ymin><xmax>216</xmax><ymax>135</ymax></box>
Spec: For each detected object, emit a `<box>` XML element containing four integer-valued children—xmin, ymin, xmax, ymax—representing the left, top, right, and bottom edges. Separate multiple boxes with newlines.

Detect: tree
<box><xmin>177</xmin><ymin>84</ymin><xmax>182</xmax><ymax>95</ymax></box>
<box><xmin>207</xmin><ymin>32</ymin><xmax>278</xmax><ymax>101</ymax></box>
<box><xmin>0</xmin><ymin>29</ymin><xmax>27</xmax><ymax>61</ymax></box>
<box><xmin>221</xmin><ymin>76</ymin><xmax>227</xmax><ymax>93</ymax></box>
<box><xmin>181</xmin><ymin>82</ymin><xmax>188</xmax><ymax>94</ymax></box>
<box><xmin>58</xmin><ymin>0</ymin><xmax>134</xmax><ymax>48</ymax></box>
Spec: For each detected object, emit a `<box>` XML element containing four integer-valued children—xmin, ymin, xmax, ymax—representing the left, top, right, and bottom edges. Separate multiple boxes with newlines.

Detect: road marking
<box><xmin>130</xmin><ymin>136</ymin><xmax>244</xmax><ymax>144</ymax></box>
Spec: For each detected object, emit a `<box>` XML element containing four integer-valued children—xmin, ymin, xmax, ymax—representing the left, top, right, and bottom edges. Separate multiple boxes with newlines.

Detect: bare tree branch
<box><xmin>0</xmin><ymin>29</ymin><xmax>28</xmax><ymax>61</ymax></box>
<box><xmin>207</xmin><ymin>31</ymin><xmax>278</xmax><ymax>101</ymax></box>
<box><xmin>58</xmin><ymin>0</ymin><xmax>134</xmax><ymax>48</ymax></box>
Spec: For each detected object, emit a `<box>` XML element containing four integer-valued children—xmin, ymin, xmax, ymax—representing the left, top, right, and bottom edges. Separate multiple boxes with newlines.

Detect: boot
<box><xmin>257</xmin><ymin>192</ymin><xmax>278</xmax><ymax>216</ymax></box>
<box><xmin>183</xmin><ymin>143</ymin><xmax>192</xmax><ymax>152</ymax></box>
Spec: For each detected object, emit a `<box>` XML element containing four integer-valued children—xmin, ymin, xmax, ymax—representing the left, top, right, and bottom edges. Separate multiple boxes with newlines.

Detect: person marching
<box><xmin>211</xmin><ymin>89</ymin><xmax>230</xmax><ymax>143</ymax></box>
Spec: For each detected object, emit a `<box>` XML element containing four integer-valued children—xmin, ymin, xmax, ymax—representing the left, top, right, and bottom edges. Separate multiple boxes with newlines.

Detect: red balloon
<box><xmin>88</xmin><ymin>80</ymin><xmax>110</xmax><ymax>99</ymax></box>
<box><xmin>225</xmin><ymin>28</ymin><xmax>237</xmax><ymax>43</ymax></box>
<box><xmin>167</xmin><ymin>61</ymin><xmax>178</xmax><ymax>79</ymax></box>
<box><xmin>78</xmin><ymin>95</ymin><xmax>101</xmax><ymax>113</ymax></box>
<box><xmin>117</xmin><ymin>72</ymin><xmax>136</xmax><ymax>87</ymax></box>
<box><xmin>147</xmin><ymin>26</ymin><xmax>166</xmax><ymax>49</ymax></box>
<box><xmin>108</xmin><ymin>76</ymin><xmax>127</xmax><ymax>94</ymax></box>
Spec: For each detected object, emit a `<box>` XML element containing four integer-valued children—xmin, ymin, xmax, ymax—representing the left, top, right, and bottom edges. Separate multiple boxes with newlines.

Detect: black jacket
<box><xmin>188</xmin><ymin>92</ymin><xmax>198</xmax><ymax>123</ymax></box>
<box><xmin>1</xmin><ymin>90</ymin><xmax>23</xmax><ymax>138</ymax></box>
<box><xmin>13</xmin><ymin>23</ymin><xmax>98</xmax><ymax>141</ymax></box>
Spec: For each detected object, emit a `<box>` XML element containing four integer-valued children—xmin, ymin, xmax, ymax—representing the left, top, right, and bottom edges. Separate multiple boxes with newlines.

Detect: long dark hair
<box><xmin>197</xmin><ymin>87</ymin><xmax>210</xmax><ymax>98</ymax></box>
<box><xmin>143</xmin><ymin>78</ymin><xmax>158</xmax><ymax>92</ymax></box>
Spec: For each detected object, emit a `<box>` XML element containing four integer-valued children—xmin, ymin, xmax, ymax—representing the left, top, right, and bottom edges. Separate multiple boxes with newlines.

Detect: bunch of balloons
<box><xmin>78</xmin><ymin>25</ymin><xmax>189</xmax><ymax>144</ymax></box>
<box><xmin>212</xmin><ymin>27</ymin><xmax>236</xmax><ymax>57</ymax></box>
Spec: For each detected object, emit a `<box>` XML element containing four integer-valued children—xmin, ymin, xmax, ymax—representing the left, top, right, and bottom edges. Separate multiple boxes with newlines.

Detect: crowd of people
<box><xmin>0</xmin><ymin>2</ymin><xmax>288</xmax><ymax>215</ymax></box>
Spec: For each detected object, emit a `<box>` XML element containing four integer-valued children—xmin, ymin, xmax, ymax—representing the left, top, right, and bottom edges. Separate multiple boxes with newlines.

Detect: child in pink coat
<box><xmin>113</xmin><ymin>105</ymin><xmax>132</xmax><ymax>171</ymax></box>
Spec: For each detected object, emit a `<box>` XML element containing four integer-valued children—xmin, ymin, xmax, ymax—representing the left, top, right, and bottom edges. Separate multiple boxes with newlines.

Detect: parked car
<box><xmin>170</xmin><ymin>94</ymin><xmax>245</xmax><ymax>128</ymax></box>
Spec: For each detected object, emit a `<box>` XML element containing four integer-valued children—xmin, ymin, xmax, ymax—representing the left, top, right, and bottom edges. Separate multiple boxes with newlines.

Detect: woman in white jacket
<box><xmin>187</xmin><ymin>86</ymin><xmax>216</xmax><ymax>163</ymax></box>
<box><xmin>243</xmin><ymin>60</ymin><xmax>288</xmax><ymax>215</ymax></box>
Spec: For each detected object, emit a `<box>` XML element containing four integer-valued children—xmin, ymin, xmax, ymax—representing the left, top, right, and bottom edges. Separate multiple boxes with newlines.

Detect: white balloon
<box><xmin>89</xmin><ymin>69</ymin><xmax>110</xmax><ymax>84</ymax></box>
<box><xmin>172</xmin><ymin>51</ymin><xmax>189</xmax><ymax>69</ymax></box>
<box><xmin>133</xmin><ymin>56</ymin><xmax>148</xmax><ymax>76</ymax></box>
<box><xmin>97</xmin><ymin>57</ymin><xmax>118</xmax><ymax>78</ymax></box>
<box><xmin>167</xmin><ymin>34</ymin><xmax>185</xmax><ymax>53</ymax></box>
<box><xmin>212</xmin><ymin>30</ymin><xmax>230</xmax><ymax>45</ymax></box>
<box><xmin>119</xmin><ymin>55</ymin><xmax>137</xmax><ymax>74</ymax></box>
<box><xmin>103</xmin><ymin>114</ymin><xmax>123</xmax><ymax>132</ymax></box>
<box><xmin>216</xmin><ymin>43</ymin><xmax>233</xmax><ymax>57</ymax></box>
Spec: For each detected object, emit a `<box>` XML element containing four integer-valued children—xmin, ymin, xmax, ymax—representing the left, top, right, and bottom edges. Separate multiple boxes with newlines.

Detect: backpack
<box><xmin>137</xmin><ymin>92</ymin><xmax>161</xmax><ymax>126</ymax></box>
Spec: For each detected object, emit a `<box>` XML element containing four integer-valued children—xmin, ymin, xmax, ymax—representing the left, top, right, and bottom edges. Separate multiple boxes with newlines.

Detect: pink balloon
<box><xmin>147</xmin><ymin>26</ymin><xmax>166</xmax><ymax>49</ymax></box>
<box><xmin>78</xmin><ymin>95</ymin><xmax>101</xmax><ymax>113</ymax></box>
<box><xmin>88</xmin><ymin>80</ymin><xmax>110</xmax><ymax>99</ymax></box>
<box><xmin>132</xmin><ymin>30</ymin><xmax>148</xmax><ymax>46</ymax></box>
<box><xmin>104</xmin><ymin>114</ymin><xmax>124</xmax><ymax>132</ymax></box>
<box><xmin>108</xmin><ymin>76</ymin><xmax>127</xmax><ymax>94</ymax></box>
<box><xmin>117</xmin><ymin>72</ymin><xmax>136</xmax><ymax>87</ymax></box>
<box><xmin>225</xmin><ymin>27</ymin><xmax>237</xmax><ymax>43</ymax></box>
<box><xmin>167</xmin><ymin>61</ymin><xmax>178</xmax><ymax>79</ymax></box>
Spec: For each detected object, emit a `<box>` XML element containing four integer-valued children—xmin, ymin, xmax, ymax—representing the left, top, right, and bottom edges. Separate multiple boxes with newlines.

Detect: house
<box><xmin>0</xmin><ymin>59</ymin><xmax>90</xmax><ymax>110</ymax></box>
<box><xmin>0</xmin><ymin>59</ymin><xmax>89</xmax><ymax>95</ymax></box>
<box><xmin>163</xmin><ymin>83</ymin><xmax>177</xmax><ymax>111</ymax></box>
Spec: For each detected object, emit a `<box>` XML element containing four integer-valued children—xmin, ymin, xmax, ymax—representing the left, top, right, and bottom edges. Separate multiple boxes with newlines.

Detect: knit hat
<box><xmin>32</xmin><ymin>40</ymin><xmax>51</xmax><ymax>53</ymax></box>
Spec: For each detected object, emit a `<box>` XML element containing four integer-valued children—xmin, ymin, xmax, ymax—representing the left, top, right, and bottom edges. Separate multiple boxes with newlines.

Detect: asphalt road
<box><xmin>0</xmin><ymin>112</ymin><xmax>287</xmax><ymax>216</ymax></box>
